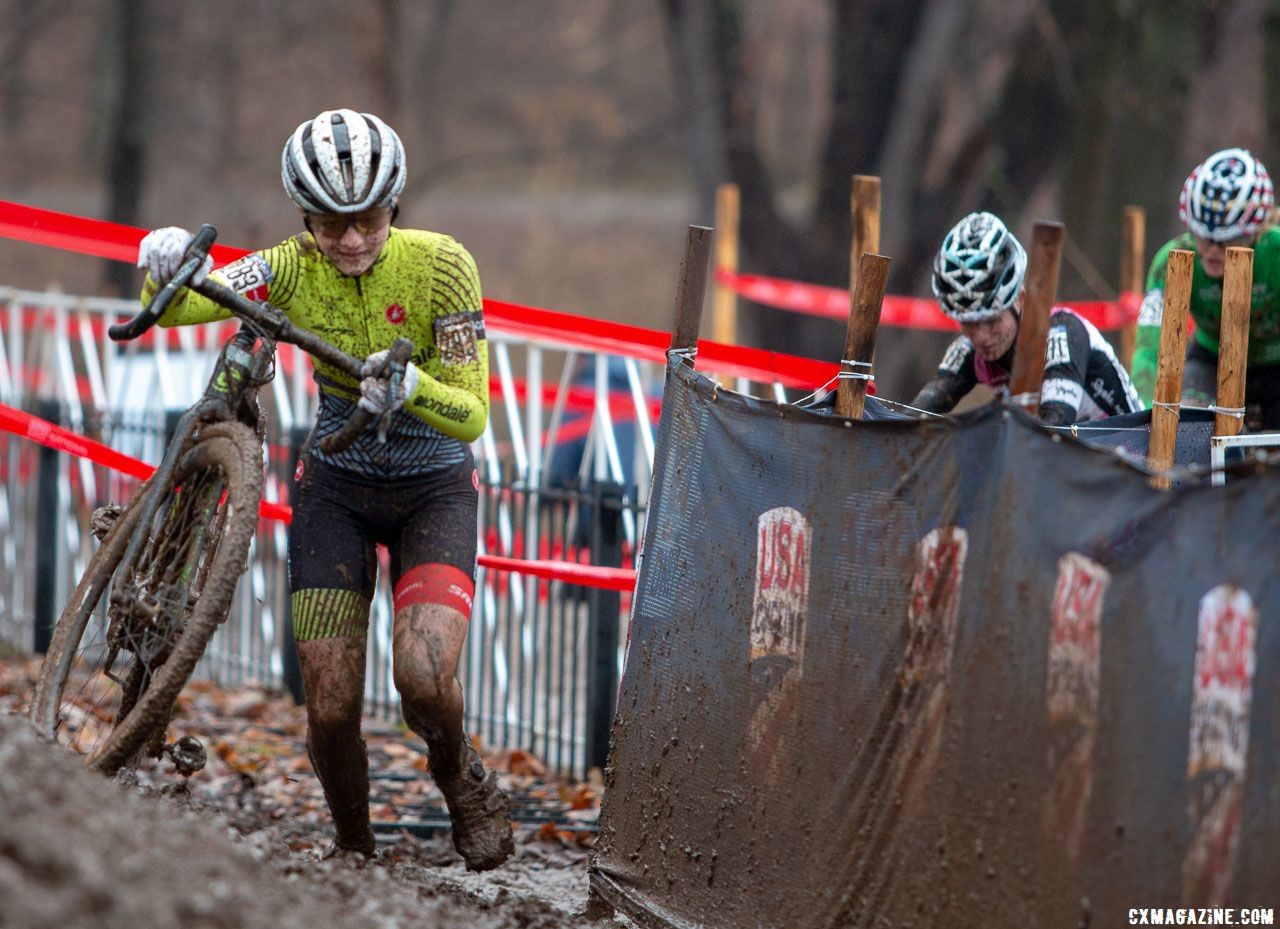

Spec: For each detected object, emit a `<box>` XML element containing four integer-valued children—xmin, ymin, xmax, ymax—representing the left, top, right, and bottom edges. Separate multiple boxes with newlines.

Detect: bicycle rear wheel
<box><xmin>30</xmin><ymin>421</ymin><xmax>264</xmax><ymax>774</ymax></box>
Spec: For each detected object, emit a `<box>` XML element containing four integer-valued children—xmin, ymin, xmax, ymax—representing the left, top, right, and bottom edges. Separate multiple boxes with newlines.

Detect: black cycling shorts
<box><xmin>287</xmin><ymin>453</ymin><xmax>479</xmax><ymax>641</ymax></box>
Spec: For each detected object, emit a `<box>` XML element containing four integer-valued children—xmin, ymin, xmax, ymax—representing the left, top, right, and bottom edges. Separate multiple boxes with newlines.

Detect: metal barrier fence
<box><xmin>2</xmin><ymin>402</ymin><xmax>642</xmax><ymax>778</ymax></box>
<box><xmin>0</xmin><ymin>284</ymin><xmax>801</xmax><ymax>777</ymax></box>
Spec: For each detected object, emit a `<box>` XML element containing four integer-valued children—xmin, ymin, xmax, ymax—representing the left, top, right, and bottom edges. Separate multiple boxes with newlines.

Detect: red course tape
<box><xmin>0</xmin><ymin>199</ymin><xmax>836</xmax><ymax>390</ymax></box>
<box><xmin>714</xmin><ymin>270</ymin><xmax>1142</xmax><ymax>330</ymax></box>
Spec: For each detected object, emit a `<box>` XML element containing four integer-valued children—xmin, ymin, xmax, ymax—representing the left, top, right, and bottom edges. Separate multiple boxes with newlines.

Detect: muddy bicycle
<box><xmin>28</xmin><ymin>225</ymin><xmax>414</xmax><ymax>775</ymax></box>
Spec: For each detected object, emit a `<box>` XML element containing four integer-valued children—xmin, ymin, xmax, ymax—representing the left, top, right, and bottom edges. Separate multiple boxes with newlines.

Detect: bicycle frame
<box><xmin>114</xmin><ymin>327</ymin><xmax>274</xmax><ymax>579</ymax></box>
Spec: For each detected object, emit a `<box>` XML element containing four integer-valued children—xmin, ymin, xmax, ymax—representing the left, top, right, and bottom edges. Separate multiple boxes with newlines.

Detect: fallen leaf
<box><xmin>212</xmin><ymin>739</ymin><xmax>265</xmax><ymax>775</ymax></box>
<box><xmin>508</xmin><ymin>749</ymin><xmax>548</xmax><ymax>778</ymax></box>
<box><xmin>536</xmin><ymin>822</ymin><xmax>562</xmax><ymax>843</ymax></box>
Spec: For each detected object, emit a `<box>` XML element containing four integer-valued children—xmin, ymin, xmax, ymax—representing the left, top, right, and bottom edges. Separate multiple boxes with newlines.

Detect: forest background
<box><xmin>0</xmin><ymin>0</ymin><xmax>1274</xmax><ymax>398</ymax></box>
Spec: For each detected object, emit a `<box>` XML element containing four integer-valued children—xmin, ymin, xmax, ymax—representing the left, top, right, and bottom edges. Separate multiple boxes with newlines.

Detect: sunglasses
<box><xmin>306</xmin><ymin>208</ymin><xmax>393</xmax><ymax>238</ymax></box>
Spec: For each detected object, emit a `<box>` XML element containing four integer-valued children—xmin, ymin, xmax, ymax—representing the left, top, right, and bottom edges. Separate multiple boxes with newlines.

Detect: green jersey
<box><xmin>143</xmin><ymin>227</ymin><xmax>489</xmax><ymax>477</ymax></box>
<box><xmin>1130</xmin><ymin>227</ymin><xmax>1280</xmax><ymax>404</ymax></box>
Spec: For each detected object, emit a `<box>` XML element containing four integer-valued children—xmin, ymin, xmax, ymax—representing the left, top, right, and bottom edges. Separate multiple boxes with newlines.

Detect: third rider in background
<box><xmin>1129</xmin><ymin>147</ymin><xmax>1280</xmax><ymax>429</ymax></box>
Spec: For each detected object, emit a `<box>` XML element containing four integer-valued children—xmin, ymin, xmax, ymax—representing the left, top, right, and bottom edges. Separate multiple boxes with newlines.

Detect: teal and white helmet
<box><xmin>931</xmin><ymin>212</ymin><xmax>1028</xmax><ymax>323</ymax></box>
<box><xmin>282</xmin><ymin>109</ymin><xmax>406</xmax><ymax>214</ymax></box>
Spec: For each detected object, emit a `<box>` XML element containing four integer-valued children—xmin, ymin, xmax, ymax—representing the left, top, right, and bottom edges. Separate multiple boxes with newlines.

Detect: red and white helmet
<box><xmin>1178</xmin><ymin>148</ymin><xmax>1273</xmax><ymax>242</ymax></box>
<box><xmin>281</xmin><ymin>109</ymin><xmax>406</xmax><ymax>213</ymax></box>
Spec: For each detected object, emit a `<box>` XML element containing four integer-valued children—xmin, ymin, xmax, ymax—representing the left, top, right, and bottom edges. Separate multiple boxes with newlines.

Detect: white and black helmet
<box><xmin>931</xmin><ymin>212</ymin><xmax>1028</xmax><ymax>323</ymax></box>
<box><xmin>1179</xmin><ymin>147</ymin><xmax>1274</xmax><ymax>242</ymax></box>
<box><xmin>282</xmin><ymin>109</ymin><xmax>406</xmax><ymax>213</ymax></box>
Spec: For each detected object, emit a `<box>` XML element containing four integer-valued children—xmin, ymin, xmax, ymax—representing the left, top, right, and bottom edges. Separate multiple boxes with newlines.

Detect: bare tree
<box><xmin>100</xmin><ymin>0</ymin><xmax>149</xmax><ymax>295</ymax></box>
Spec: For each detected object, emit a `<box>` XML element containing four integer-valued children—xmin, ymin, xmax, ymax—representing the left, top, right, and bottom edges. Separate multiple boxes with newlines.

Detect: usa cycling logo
<box><xmin>385</xmin><ymin>303</ymin><xmax>406</xmax><ymax>325</ymax></box>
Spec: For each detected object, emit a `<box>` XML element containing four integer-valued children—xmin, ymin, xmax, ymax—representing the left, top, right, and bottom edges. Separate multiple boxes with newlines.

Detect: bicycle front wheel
<box><xmin>30</xmin><ymin>421</ymin><xmax>264</xmax><ymax>774</ymax></box>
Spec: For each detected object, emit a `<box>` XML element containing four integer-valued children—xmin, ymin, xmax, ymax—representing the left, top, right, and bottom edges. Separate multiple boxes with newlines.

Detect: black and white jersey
<box><xmin>911</xmin><ymin>309</ymin><xmax>1142</xmax><ymax>426</ymax></box>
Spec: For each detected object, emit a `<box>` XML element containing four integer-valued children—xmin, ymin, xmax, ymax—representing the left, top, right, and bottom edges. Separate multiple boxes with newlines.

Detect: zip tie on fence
<box><xmin>1151</xmin><ymin>401</ymin><xmax>1182</xmax><ymax>413</ymax></box>
<box><xmin>666</xmin><ymin>346</ymin><xmax>697</xmax><ymax>364</ymax></box>
<box><xmin>0</xmin><ymin>400</ymin><xmax>636</xmax><ymax>590</ymax></box>
<box><xmin>1010</xmin><ymin>391</ymin><xmax>1041</xmax><ymax>408</ymax></box>
<box><xmin>790</xmin><ymin>373</ymin><xmax>839</xmax><ymax>407</ymax></box>
<box><xmin>1209</xmin><ymin>405</ymin><xmax>1246</xmax><ymax>419</ymax></box>
<box><xmin>837</xmin><ymin>359</ymin><xmax>875</xmax><ymax>382</ymax></box>
<box><xmin>791</xmin><ymin>360</ymin><xmax>873</xmax><ymax>408</ymax></box>
<box><xmin>1047</xmin><ymin>424</ymin><xmax>1153</xmax><ymax>432</ymax></box>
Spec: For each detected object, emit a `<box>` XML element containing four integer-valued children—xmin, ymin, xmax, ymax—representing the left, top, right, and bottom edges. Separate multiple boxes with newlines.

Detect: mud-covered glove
<box><xmin>136</xmin><ymin>226</ymin><xmax>212</xmax><ymax>285</ymax></box>
<box><xmin>358</xmin><ymin>349</ymin><xmax>421</xmax><ymax>415</ymax></box>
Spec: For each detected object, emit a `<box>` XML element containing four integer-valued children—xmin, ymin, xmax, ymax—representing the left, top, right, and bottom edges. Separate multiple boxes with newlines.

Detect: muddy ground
<box><xmin>0</xmin><ymin>656</ymin><xmax>626</xmax><ymax>929</ymax></box>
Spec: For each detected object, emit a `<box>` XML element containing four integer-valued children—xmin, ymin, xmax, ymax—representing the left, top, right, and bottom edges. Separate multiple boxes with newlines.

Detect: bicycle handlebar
<box><xmin>112</xmin><ymin>223</ymin><xmax>417</xmax><ymax>455</ymax></box>
<box><xmin>315</xmin><ymin>338</ymin><xmax>415</xmax><ymax>455</ymax></box>
<box><xmin>109</xmin><ymin>225</ymin><xmax>219</xmax><ymax>342</ymax></box>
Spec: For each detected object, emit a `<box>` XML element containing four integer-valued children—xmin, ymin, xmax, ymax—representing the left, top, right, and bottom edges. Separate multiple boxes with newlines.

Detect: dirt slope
<box><xmin>0</xmin><ymin>711</ymin><xmax>619</xmax><ymax>929</ymax></box>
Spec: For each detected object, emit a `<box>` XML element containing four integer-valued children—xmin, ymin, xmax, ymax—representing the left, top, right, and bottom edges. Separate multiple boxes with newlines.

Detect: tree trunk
<box><xmin>1058</xmin><ymin>0</ymin><xmax>1123</xmax><ymax>296</ymax></box>
<box><xmin>811</xmin><ymin>0</ymin><xmax>928</xmax><ymax>265</ymax></box>
<box><xmin>2</xmin><ymin>0</ymin><xmax>42</xmax><ymax>132</ymax></box>
<box><xmin>1267</xmin><ymin>2</ymin><xmax>1280</xmax><ymax>165</ymax></box>
<box><xmin>374</xmin><ymin>0</ymin><xmax>401</xmax><ymax>118</ymax></box>
<box><xmin>659</xmin><ymin>0</ymin><xmax>729</xmax><ymax>222</ymax></box>
<box><xmin>101</xmin><ymin>0</ymin><xmax>149</xmax><ymax>296</ymax></box>
<box><xmin>1113</xmin><ymin>1</ymin><xmax>1194</xmax><ymax>250</ymax></box>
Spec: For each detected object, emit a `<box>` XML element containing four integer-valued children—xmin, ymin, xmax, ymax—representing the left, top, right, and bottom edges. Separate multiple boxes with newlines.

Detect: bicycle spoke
<box><xmin>32</xmin><ymin>420</ymin><xmax>263</xmax><ymax>775</ymax></box>
<box><xmin>47</xmin><ymin>473</ymin><xmax>227</xmax><ymax>756</ymax></box>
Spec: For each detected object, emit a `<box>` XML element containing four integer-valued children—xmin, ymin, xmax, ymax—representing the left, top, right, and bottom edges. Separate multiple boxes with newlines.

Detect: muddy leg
<box><xmin>393</xmin><ymin>603</ymin><xmax>468</xmax><ymax>772</ymax></box>
<box><xmin>393</xmin><ymin>602</ymin><xmax>513</xmax><ymax>870</ymax></box>
<box><xmin>298</xmin><ymin>637</ymin><xmax>375</xmax><ymax>855</ymax></box>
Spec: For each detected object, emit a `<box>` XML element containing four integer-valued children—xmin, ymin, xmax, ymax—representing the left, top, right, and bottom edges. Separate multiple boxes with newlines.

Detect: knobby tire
<box><xmin>29</xmin><ymin>421</ymin><xmax>263</xmax><ymax>774</ymax></box>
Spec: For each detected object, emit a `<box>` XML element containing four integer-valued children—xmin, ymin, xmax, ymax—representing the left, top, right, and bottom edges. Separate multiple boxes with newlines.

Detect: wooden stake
<box><xmin>1009</xmin><ymin>222</ymin><xmax>1065</xmax><ymax>414</ymax></box>
<box><xmin>712</xmin><ymin>184</ymin><xmax>740</xmax><ymax>347</ymax></box>
<box><xmin>1147</xmin><ymin>249</ymin><xmax>1194</xmax><ymax>489</ymax></box>
<box><xmin>1118</xmin><ymin>206</ymin><xmax>1145</xmax><ymax>369</ymax></box>
<box><xmin>671</xmin><ymin>225</ymin><xmax>715</xmax><ymax>367</ymax></box>
<box><xmin>850</xmin><ymin>176</ymin><xmax>882</xmax><ymax>283</ymax></box>
<box><xmin>835</xmin><ymin>253</ymin><xmax>891</xmax><ymax>419</ymax></box>
<box><xmin>1215</xmin><ymin>246</ymin><xmax>1253</xmax><ymax>438</ymax></box>
<box><xmin>840</xmin><ymin>175</ymin><xmax>883</xmax><ymax>408</ymax></box>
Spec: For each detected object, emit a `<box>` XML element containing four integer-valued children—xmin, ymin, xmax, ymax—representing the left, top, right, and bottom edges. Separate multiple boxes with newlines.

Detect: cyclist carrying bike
<box><xmin>1129</xmin><ymin>147</ymin><xmax>1280</xmax><ymax>428</ymax></box>
<box><xmin>911</xmin><ymin>211</ymin><xmax>1142</xmax><ymax>425</ymax></box>
<box><xmin>133</xmin><ymin>109</ymin><xmax>513</xmax><ymax>870</ymax></box>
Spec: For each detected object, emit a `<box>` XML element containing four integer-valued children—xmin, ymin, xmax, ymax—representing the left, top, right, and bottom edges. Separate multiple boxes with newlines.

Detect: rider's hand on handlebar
<box><xmin>358</xmin><ymin>349</ymin><xmax>420</xmax><ymax>415</ymax></box>
<box><xmin>137</xmin><ymin>227</ymin><xmax>213</xmax><ymax>286</ymax></box>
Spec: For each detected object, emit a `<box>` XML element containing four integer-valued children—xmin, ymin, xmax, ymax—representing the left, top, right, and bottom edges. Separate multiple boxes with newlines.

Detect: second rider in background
<box><xmin>134</xmin><ymin>109</ymin><xmax>514</xmax><ymax>870</ymax></box>
<box><xmin>912</xmin><ymin>211</ymin><xmax>1142</xmax><ymax>426</ymax></box>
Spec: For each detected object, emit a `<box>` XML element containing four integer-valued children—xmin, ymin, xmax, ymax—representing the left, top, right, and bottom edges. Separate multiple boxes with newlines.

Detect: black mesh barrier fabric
<box><xmin>1068</xmin><ymin>406</ymin><xmax>1218</xmax><ymax>472</ymax></box>
<box><xmin>590</xmin><ymin>361</ymin><xmax>1280</xmax><ymax>928</ymax></box>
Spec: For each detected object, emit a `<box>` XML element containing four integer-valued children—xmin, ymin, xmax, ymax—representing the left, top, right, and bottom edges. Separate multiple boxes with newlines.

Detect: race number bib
<box><xmin>218</xmin><ymin>254</ymin><xmax>274</xmax><ymax>302</ymax></box>
<box><xmin>1046</xmin><ymin>326</ymin><xmax>1071</xmax><ymax>367</ymax></box>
